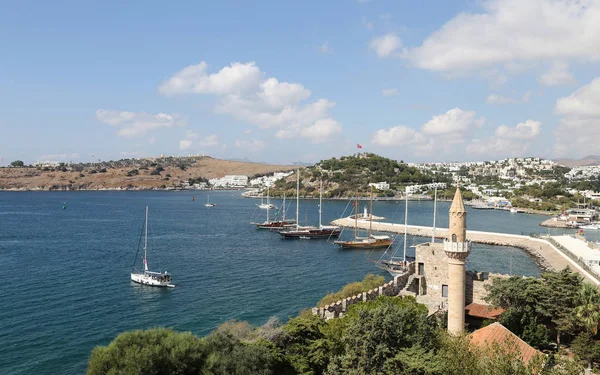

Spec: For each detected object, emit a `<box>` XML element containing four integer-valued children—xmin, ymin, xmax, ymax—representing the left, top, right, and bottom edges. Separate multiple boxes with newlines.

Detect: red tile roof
<box><xmin>470</xmin><ymin>322</ymin><xmax>541</xmax><ymax>366</ymax></box>
<box><xmin>465</xmin><ymin>303</ymin><xmax>505</xmax><ymax>320</ymax></box>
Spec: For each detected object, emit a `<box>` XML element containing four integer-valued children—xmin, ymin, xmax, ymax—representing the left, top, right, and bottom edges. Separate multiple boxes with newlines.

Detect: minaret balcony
<box><xmin>443</xmin><ymin>239</ymin><xmax>472</xmax><ymax>254</ymax></box>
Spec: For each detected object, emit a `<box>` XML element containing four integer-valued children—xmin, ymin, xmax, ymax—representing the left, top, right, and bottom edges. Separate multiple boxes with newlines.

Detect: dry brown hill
<box><xmin>0</xmin><ymin>156</ymin><xmax>298</xmax><ymax>190</ymax></box>
<box><xmin>554</xmin><ymin>155</ymin><xmax>600</xmax><ymax>167</ymax></box>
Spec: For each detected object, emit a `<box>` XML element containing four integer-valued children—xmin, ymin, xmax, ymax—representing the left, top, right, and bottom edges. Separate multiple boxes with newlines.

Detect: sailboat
<box><xmin>334</xmin><ymin>186</ymin><xmax>393</xmax><ymax>249</ymax></box>
<box><xmin>252</xmin><ymin>192</ymin><xmax>297</xmax><ymax>229</ymax></box>
<box><xmin>373</xmin><ymin>186</ymin><xmax>413</xmax><ymax>276</ymax></box>
<box><xmin>257</xmin><ymin>186</ymin><xmax>277</xmax><ymax>210</ymax></box>
<box><xmin>205</xmin><ymin>195</ymin><xmax>216</xmax><ymax>207</ymax></box>
<box><xmin>130</xmin><ymin>206</ymin><xmax>175</xmax><ymax>287</ymax></box>
<box><xmin>279</xmin><ymin>173</ymin><xmax>340</xmax><ymax>239</ymax></box>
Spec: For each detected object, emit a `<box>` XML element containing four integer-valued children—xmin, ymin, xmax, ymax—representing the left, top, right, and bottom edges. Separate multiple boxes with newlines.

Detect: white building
<box><xmin>209</xmin><ymin>175</ymin><xmax>249</xmax><ymax>188</ymax></box>
<box><xmin>368</xmin><ymin>181</ymin><xmax>390</xmax><ymax>190</ymax></box>
<box><xmin>34</xmin><ymin>160</ymin><xmax>61</xmax><ymax>167</ymax></box>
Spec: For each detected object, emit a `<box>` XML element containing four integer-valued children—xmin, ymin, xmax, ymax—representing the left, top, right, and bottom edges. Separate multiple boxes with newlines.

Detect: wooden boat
<box><xmin>279</xmin><ymin>173</ymin><xmax>340</xmax><ymax>239</ymax></box>
<box><xmin>253</xmin><ymin>193</ymin><xmax>297</xmax><ymax>229</ymax></box>
<box><xmin>334</xmin><ymin>187</ymin><xmax>393</xmax><ymax>249</ymax></box>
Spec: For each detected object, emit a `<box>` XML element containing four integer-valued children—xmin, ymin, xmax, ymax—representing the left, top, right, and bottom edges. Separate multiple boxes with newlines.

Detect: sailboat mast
<box><xmin>144</xmin><ymin>206</ymin><xmax>149</xmax><ymax>272</ymax></box>
<box><xmin>354</xmin><ymin>190</ymin><xmax>358</xmax><ymax>241</ymax></box>
<box><xmin>296</xmin><ymin>170</ymin><xmax>300</xmax><ymax>230</ymax></box>
<box><xmin>282</xmin><ymin>193</ymin><xmax>286</xmax><ymax>222</ymax></box>
<box><xmin>432</xmin><ymin>186</ymin><xmax>437</xmax><ymax>243</ymax></box>
<box><xmin>319</xmin><ymin>179</ymin><xmax>323</xmax><ymax>228</ymax></box>
<box><xmin>266</xmin><ymin>186</ymin><xmax>269</xmax><ymax>223</ymax></box>
<box><xmin>369</xmin><ymin>185</ymin><xmax>373</xmax><ymax>238</ymax></box>
<box><xmin>403</xmin><ymin>187</ymin><xmax>408</xmax><ymax>263</ymax></box>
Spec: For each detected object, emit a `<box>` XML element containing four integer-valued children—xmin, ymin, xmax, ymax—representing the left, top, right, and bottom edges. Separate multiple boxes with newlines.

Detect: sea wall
<box><xmin>312</xmin><ymin>270</ymin><xmax>412</xmax><ymax>320</ymax></box>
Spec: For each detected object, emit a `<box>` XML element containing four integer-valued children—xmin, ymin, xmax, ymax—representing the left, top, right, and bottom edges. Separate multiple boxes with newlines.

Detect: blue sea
<box><xmin>0</xmin><ymin>191</ymin><xmax>573</xmax><ymax>374</ymax></box>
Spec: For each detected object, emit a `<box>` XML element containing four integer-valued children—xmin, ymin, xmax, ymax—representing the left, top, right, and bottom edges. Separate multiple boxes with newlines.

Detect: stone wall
<box><xmin>312</xmin><ymin>268</ymin><xmax>413</xmax><ymax>320</ymax></box>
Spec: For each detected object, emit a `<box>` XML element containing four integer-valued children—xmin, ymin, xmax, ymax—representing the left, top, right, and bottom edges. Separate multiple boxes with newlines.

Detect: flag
<box><xmin>357</xmin><ymin>144</ymin><xmax>363</xmax><ymax>149</ymax></box>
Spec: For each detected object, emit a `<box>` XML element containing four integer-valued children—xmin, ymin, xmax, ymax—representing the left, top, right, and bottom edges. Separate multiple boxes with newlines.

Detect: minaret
<box><xmin>444</xmin><ymin>184</ymin><xmax>471</xmax><ymax>334</ymax></box>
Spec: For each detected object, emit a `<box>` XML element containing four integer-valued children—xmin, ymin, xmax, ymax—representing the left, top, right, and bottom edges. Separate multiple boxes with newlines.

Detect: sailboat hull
<box><xmin>255</xmin><ymin>221</ymin><xmax>296</xmax><ymax>229</ymax></box>
<box><xmin>334</xmin><ymin>238</ymin><xmax>394</xmax><ymax>249</ymax></box>
<box><xmin>131</xmin><ymin>273</ymin><xmax>174</xmax><ymax>287</ymax></box>
<box><xmin>279</xmin><ymin>228</ymin><xmax>341</xmax><ymax>239</ymax></box>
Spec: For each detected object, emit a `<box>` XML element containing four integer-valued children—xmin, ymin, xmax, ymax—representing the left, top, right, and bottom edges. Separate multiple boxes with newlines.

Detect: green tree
<box><xmin>10</xmin><ymin>160</ymin><xmax>24</xmax><ymax>167</ymax></box>
<box><xmin>574</xmin><ymin>283</ymin><xmax>600</xmax><ymax>335</ymax></box>
<box><xmin>86</xmin><ymin>328</ymin><xmax>208</xmax><ymax>375</ymax></box>
<box><xmin>571</xmin><ymin>332</ymin><xmax>600</xmax><ymax>370</ymax></box>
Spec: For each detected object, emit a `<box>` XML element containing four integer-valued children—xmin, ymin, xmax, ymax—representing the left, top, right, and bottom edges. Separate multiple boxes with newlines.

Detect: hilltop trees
<box><xmin>10</xmin><ymin>160</ymin><xmax>24</xmax><ymax>167</ymax></box>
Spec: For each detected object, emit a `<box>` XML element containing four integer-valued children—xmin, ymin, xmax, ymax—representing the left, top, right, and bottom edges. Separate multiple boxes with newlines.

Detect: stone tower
<box><xmin>443</xmin><ymin>184</ymin><xmax>471</xmax><ymax>334</ymax></box>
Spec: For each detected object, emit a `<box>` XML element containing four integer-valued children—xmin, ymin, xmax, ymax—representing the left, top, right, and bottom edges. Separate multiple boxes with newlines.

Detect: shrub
<box><xmin>318</xmin><ymin>274</ymin><xmax>385</xmax><ymax>307</ymax></box>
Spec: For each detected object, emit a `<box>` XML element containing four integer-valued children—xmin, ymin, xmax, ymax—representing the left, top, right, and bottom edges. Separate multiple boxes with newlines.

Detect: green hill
<box><xmin>272</xmin><ymin>153</ymin><xmax>445</xmax><ymax>198</ymax></box>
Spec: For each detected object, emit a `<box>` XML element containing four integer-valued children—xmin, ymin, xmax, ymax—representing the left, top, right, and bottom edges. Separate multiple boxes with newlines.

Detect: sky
<box><xmin>1</xmin><ymin>0</ymin><xmax>600</xmax><ymax>165</ymax></box>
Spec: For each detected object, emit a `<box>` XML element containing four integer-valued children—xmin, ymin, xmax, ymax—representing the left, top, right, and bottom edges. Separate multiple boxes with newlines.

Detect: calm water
<box><xmin>0</xmin><ymin>191</ymin><xmax>572</xmax><ymax>374</ymax></box>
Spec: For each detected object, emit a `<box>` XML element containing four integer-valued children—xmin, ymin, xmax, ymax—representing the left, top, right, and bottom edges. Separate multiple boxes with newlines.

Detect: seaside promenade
<box><xmin>331</xmin><ymin>217</ymin><xmax>600</xmax><ymax>285</ymax></box>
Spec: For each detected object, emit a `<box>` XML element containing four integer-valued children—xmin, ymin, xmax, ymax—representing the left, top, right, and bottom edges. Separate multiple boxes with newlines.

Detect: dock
<box><xmin>331</xmin><ymin>217</ymin><xmax>600</xmax><ymax>285</ymax></box>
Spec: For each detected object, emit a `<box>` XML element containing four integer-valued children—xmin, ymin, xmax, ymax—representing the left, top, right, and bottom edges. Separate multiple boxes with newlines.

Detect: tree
<box><xmin>10</xmin><ymin>160</ymin><xmax>24</xmax><ymax>167</ymax></box>
<box><xmin>86</xmin><ymin>328</ymin><xmax>208</xmax><ymax>375</ymax></box>
<box><xmin>574</xmin><ymin>283</ymin><xmax>600</xmax><ymax>335</ymax></box>
<box><xmin>571</xmin><ymin>332</ymin><xmax>600</xmax><ymax>370</ymax></box>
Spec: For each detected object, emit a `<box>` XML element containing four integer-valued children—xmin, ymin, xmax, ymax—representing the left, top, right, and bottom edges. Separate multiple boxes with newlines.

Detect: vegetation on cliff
<box><xmin>272</xmin><ymin>153</ymin><xmax>444</xmax><ymax>199</ymax></box>
<box><xmin>317</xmin><ymin>274</ymin><xmax>385</xmax><ymax>307</ymax></box>
<box><xmin>87</xmin><ymin>268</ymin><xmax>600</xmax><ymax>374</ymax></box>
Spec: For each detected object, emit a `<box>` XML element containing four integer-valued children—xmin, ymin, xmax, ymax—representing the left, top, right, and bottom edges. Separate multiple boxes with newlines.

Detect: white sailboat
<box><xmin>205</xmin><ymin>195</ymin><xmax>216</xmax><ymax>207</ymax></box>
<box><xmin>130</xmin><ymin>206</ymin><xmax>175</xmax><ymax>287</ymax></box>
<box><xmin>257</xmin><ymin>186</ymin><xmax>277</xmax><ymax>210</ymax></box>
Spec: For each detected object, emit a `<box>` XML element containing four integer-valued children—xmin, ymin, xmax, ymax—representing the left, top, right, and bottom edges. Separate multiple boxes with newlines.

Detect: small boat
<box><xmin>279</xmin><ymin>176</ymin><xmax>340</xmax><ymax>239</ymax></box>
<box><xmin>579</xmin><ymin>223</ymin><xmax>600</xmax><ymax>230</ymax></box>
<box><xmin>205</xmin><ymin>195</ymin><xmax>216</xmax><ymax>207</ymax></box>
<box><xmin>62</xmin><ymin>202</ymin><xmax>67</xmax><ymax>210</ymax></box>
<box><xmin>130</xmin><ymin>206</ymin><xmax>175</xmax><ymax>287</ymax></box>
<box><xmin>510</xmin><ymin>207</ymin><xmax>518</xmax><ymax>213</ymax></box>
<box><xmin>256</xmin><ymin>186</ymin><xmax>277</xmax><ymax>210</ymax></box>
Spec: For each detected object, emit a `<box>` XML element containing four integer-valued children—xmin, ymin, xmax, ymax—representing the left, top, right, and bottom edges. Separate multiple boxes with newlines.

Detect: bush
<box><xmin>127</xmin><ymin>169</ymin><xmax>139</xmax><ymax>177</ymax></box>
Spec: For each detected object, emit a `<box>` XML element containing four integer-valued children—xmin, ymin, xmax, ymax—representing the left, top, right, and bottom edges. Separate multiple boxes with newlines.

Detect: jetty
<box><xmin>331</xmin><ymin>217</ymin><xmax>600</xmax><ymax>285</ymax></box>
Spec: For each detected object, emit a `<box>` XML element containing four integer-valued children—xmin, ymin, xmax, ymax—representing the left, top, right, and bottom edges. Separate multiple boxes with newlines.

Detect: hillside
<box><xmin>0</xmin><ymin>156</ymin><xmax>297</xmax><ymax>191</ymax></box>
<box><xmin>271</xmin><ymin>153</ymin><xmax>444</xmax><ymax>198</ymax></box>
<box><xmin>555</xmin><ymin>155</ymin><xmax>600</xmax><ymax>167</ymax></box>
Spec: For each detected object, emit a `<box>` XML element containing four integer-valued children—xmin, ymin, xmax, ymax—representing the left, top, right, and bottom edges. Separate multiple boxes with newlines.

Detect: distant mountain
<box><xmin>554</xmin><ymin>155</ymin><xmax>600</xmax><ymax>167</ymax></box>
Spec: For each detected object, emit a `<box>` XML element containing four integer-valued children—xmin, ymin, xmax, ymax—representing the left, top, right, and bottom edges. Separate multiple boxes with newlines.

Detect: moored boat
<box><xmin>130</xmin><ymin>206</ymin><xmax>175</xmax><ymax>288</ymax></box>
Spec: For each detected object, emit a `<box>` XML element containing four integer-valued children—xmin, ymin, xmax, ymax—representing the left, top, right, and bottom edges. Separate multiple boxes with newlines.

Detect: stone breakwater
<box><xmin>312</xmin><ymin>271</ymin><xmax>412</xmax><ymax>320</ymax></box>
<box><xmin>331</xmin><ymin>217</ymin><xmax>598</xmax><ymax>285</ymax></box>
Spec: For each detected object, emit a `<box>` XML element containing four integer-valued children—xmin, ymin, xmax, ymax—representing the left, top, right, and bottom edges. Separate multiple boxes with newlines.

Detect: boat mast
<box><xmin>354</xmin><ymin>190</ymin><xmax>358</xmax><ymax>241</ymax></box>
<box><xmin>403</xmin><ymin>187</ymin><xmax>408</xmax><ymax>263</ymax></box>
<box><xmin>144</xmin><ymin>206</ymin><xmax>149</xmax><ymax>272</ymax></box>
<box><xmin>319</xmin><ymin>179</ymin><xmax>323</xmax><ymax>228</ymax></box>
<box><xmin>369</xmin><ymin>185</ymin><xmax>373</xmax><ymax>238</ymax></box>
<box><xmin>296</xmin><ymin>170</ymin><xmax>300</xmax><ymax>230</ymax></box>
<box><xmin>266</xmin><ymin>186</ymin><xmax>269</xmax><ymax>223</ymax></box>
<box><xmin>282</xmin><ymin>192</ymin><xmax>286</xmax><ymax>222</ymax></box>
<box><xmin>432</xmin><ymin>186</ymin><xmax>437</xmax><ymax>243</ymax></box>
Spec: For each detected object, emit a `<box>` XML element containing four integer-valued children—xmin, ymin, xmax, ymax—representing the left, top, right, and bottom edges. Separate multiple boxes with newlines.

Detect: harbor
<box><xmin>331</xmin><ymin>217</ymin><xmax>600</xmax><ymax>285</ymax></box>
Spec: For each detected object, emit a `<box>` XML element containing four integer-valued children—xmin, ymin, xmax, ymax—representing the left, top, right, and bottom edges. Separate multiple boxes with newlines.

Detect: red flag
<box><xmin>357</xmin><ymin>144</ymin><xmax>363</xmax><ymax>149</ymax></box>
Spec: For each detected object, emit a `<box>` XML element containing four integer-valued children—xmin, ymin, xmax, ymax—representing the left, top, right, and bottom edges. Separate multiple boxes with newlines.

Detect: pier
<box><xmin>331</xmin><ymin>217</ymin><xmax>600</xmax><ymax>285</ymax></box>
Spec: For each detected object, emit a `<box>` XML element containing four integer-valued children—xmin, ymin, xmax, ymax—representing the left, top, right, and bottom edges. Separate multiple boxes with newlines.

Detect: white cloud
<box><xmin>467</xmin><ymin>119</ymin><xmax>542</xmax><ymax>157</ymax></box>
<box><xmin>421</xmin><ymin>108</ymin><xmax>483</xmax><ymax>137</ymax></box>
<box><xmin>495</xmin><ymin>120</ymin><xmax>541</xmax><ymax>140</ymax></box>
<box><xmin>382</xmin><ymin>88</ymin><xmax>398</xmax><ymax>96</ymax></box>
<box><xmin>319</xmin><ymin>42</ymin><xmax>332</xmax><ymax>54</ymax></box>
<box><xmin>179</xmin><ymin>139</ymin><xmax>192</xmax><ymax>150</ymax></box>
<box><xmin>39</xmin><ymin>153</ymin><xmax>80</xmax><ymax>161</ymax></box>
<box><xmin>160</xmin><ymin>61</ymin><xmax>341</xmax><ymax>143</ymax></box>
<box><xmin>553</xmin><ymin>77</ymin><xmax>600</xmax><ymax>156</ymax></box>
<box><xmin>362</xmin><ymin>17</ymin><xmax>374</xmax><ymax>30</ymax></box>
<box><xmin>185</xmin><ymin>130</ymin><xmax>200</xmax><ymax>140</ymax></box>
<box><xmin>539</xmin><ymin>61</ymin><xmax>575</xmax><ymax>86</ymax></box>
<box><xmin>199</xmin><ymin>134</ymin><xmax>220</xmax><ymax>147</ymax></box>
<box><xmin>235</xmin><ymin>139</ymin><xmax>265</xmax><ymax>152</ymax></box>
<box><xmin>369</xmin><ymin>33</ymin><xmax>402</xmax><ymax>57</ymax></box>
<box><xmin>522</xmin><ymin>91</ymin><xmax>533</xmax><ymax>103</ymax></box>
<box><xmin>371</xmin><ymin>108</ymin><xmax>484</xmax><ymax>156</ymax></box>
<box><xmin>96</xmin><ymin>109</ymin><xmax>186</xmax><ymax>137</ymax></box>
<box><xmin>403</xmin><ymin>0</ymin><xmax>600</xmax><ymax>76</ymax></box>
<box><xmin>486</xmin><ymin>94</ymin><xmax>517</xmax><ymax>105</ymax></box>
<box><xmin>120</xmin><ymin>151</ymin><xmax>141</xmax><ymax>158</ymax></box>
